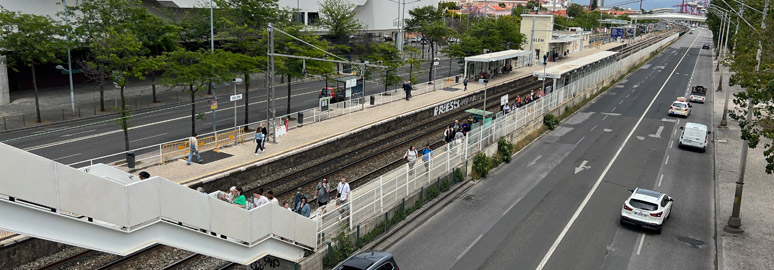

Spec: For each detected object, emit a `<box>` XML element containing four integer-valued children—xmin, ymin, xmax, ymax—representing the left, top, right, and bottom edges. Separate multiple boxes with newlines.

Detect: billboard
<box><xmin>611</xmin><ymin>28</ymin><xmax>624</xmax><ymax>38</ymax></box>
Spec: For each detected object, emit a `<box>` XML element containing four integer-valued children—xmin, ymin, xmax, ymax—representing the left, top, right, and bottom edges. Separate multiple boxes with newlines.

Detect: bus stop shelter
<box><xmin>464</xmin><ymin>49</ymin><xmax>531</xmax><ymax>81</ymax></box>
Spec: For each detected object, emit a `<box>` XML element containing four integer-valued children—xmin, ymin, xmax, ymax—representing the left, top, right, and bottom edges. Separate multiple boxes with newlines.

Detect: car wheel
<box><xmin>620</xmin><ymin>217</ymin><xmax>626</xmax><ymax>226</ymax></box>
<box><xmin>654</xmin><ymin>226</ymin><xmax>662</xmax><ymax>234</ymax></box>
<box><xmin>701</xmin><ymin>147</ymin><xmax>706</xmax><ymax>153</ymax></box>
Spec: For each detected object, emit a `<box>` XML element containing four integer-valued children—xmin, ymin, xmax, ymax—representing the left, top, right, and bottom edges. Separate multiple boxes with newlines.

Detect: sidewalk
<box><xmin>135</xmin><ymin>42</ymin><xmax>623</xmax><ymax>185</ymax></box>
<box><xmin>712</xmin><ymin>64</ymin><xmax>774</xmax><ymax>270</ymax></box>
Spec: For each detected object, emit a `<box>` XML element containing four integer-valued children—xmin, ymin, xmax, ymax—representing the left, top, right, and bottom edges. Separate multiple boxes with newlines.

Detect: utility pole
<box><xmin>717</xmin><ymin>13</ymin><xmax>730</xmax><ymax>91</ymax></box>
<box><xmin>721</xmin><ymin>1</ymin><xmax>745</xmax><ymax>127</ymax></box>
<box><xmin>267</xmin><ymin>23</ymin><xmax>277</xmax><ymax>143</ymax></box>
<box><xmin>716</xmin><ymin>11</ymin><xmax>725</xmax><ymax>60</ymax></box>
<box><xmin>210</xmin><ymin>0</ymin><xmax>217</xmax><ymax>133</ymax></box>
<box><xmin>724</xmin><ymin>0</ymin><xmax>769</xmax><ymax>234</ymax></box>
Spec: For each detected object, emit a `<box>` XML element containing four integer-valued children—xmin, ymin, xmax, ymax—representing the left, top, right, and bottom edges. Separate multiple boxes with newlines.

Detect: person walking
<box><xmin>253</xmin><ymin>189</ymin><xmax>270</xmax><ymax>208</ymax></box>
<box><xmin>266</xmin><ymin>191</ymin><xmax>279</xmax><ymax>205</ymax></box>
<box><xmin>336</xmin><ymin>177</ymin><xmax>351</xmax><ymax>219</ymax></box>
<box><xmin>463</xmin><ymin>77</ymin><xmax>468</xmax><ymax>91</ymax></box>
<box><xmin>454</xmin><ymin>128</ymin><xmax>465</xmax><ymax>154</ymax></box>
<box><xmin>260</xmin><ymin>124</ymin><xmax>268</xmax><ymax>150</ymax></box>
<box><xmin>420</xmin><ymin>144</ymin><xmax>433</xmax><ymax>174</ymax></box>
<box><xmin>187</xmin><ymin>133</ymin><xmax>202</xmax><ymax>165</ymax></box>
<box><xmin>452</xmin><ymin>120</ymin><xmax>461</xmax><ymax>133</ymax></box>
<box><xmin>403</xmin><ymin>146</ymin><xmax>418</xmax><ymax>175</ymax></box>
<box><xmin>403</xmin><ymin>81</ymin><xmax>413</xmax><ymax>101</ymax></box>
<box><xmin>444</xmin><ymin>126</ymin><xmax>454</xmax><ymax>145</ymax></box>
<box><xmin>254</xmin><ymin>128</ymin><xmax>265</xmax><ymax>155</ymax></box>
<box><xmin>314</xmin><ymin>178</ymin><xmax>331</xmax><ymax>208</ymax></box>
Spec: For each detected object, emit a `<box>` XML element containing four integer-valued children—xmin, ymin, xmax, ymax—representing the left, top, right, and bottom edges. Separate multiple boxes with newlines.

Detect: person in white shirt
<box><xmin>187</xmin><ymin>133</ymin><xmax>203</xmax><ymax>165</ymax></box>
<box><xmin>266</xmin><ymin>190</ymin><xmax>279</xmax><ymax>205</ymax></box>
<box><xmin>253</xmin><ymin>189</ymin><xmax>270</xmax><ymax>208</ymax></box>
<box><xmin>336</xmin><ymin>177</ymin><xmax>351</xmax><ymax>218</ymax></box>
<box><xmin>403</xmin><ymin>146</ymin><xmax>418</xmax><ymax>175</ymax></box>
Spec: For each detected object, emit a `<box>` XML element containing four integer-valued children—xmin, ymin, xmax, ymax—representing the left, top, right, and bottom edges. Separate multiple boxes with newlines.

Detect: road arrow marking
<box><xmin>648</xmin><ymin>126</ymin><xmax>664</xmax><ymax>138</ymax></box>
<box><xmin>602</xmin><ymin>113</ymin><xmax>621</xmax><ymax>116</ymax></box>
<box><xmin>574</xmin><ymin>160</ymin><xmax>591</xmax><ymax>174</ymax></box>
<box><xmin>527</xmin><ymin>155</ymin><xmax>543</xmax><ymax>167</ymax></box>
<box><xmin>636</xmin><ymin>136</ymin><xmax>645</xmax><ymax>140</ymax></box>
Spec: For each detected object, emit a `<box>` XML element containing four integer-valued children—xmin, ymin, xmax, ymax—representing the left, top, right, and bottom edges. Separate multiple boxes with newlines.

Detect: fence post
<box><xmin>384</xmin><ymin>212</ymin><xmax>389</xmax><ymax>232</ymax></box>
<box><xmin>356</xmin><ymin>225</ymin><xmax>360</xmax><ymax>248</ymax></box>
<box><xmin>159</xmin><ymin>144</ymin><xmax>163</xmax><ymax>164</ymax></box>
<box><xmin>406</xmin><ymin>163</ymin><xmax>410</xmax><ymax>197</ymax></box>
<box><xmin>379</xmin><ymin>176</ymin><xmax>383</xmax><ymax>213</ymax></box>
<box><xmin>420</xmin><ymin>186</ymin><xmax>424</xmax><ymax>203</ymax></box>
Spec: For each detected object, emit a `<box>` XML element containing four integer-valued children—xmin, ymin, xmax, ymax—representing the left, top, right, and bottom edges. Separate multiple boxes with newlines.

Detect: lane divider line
<box><xmin>658</xmin><ymin>174</ymin><xmax>664</xmax><ymax>187</ymax></box>
<box><xmin>636</xmin><ymin>233</ymin><xmax>646</xmax><ymax>255</ymax></box>
<box><xmin>457</xmin><ymin>234</ymin><xmax>484</xmax><ymax>261</ymax></box>
<box><xmin>535</xmin><ymin>31</ymin><xmax>700</xmax><ymax>270</ymax></box>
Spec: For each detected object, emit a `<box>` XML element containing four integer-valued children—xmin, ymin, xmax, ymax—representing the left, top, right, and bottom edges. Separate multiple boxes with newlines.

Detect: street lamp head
<box><xmin>232</xmin><ymin>77</ymin><xmax>243</xmax><ymax>84</ymax></box>
<box><xmin>55</xmin><ymin>65</ymin><xmax>65</xmax><ymax>70</ymax></box>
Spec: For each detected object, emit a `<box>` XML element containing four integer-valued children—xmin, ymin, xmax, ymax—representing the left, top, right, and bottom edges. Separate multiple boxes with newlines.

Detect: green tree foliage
<box><xmin>0</xmin><ymin>8</ymin><xmax>65</xmax><ymax>123</ymax></box>
<box><xmin>446</xmin><ymin>16</ymin><xmax>525</xmax><ymax>57</ymax></box>
<box><xmin>318</xmin><ymin>0</ymin><xmax>363</xmax><ymax>43</ymax></box>
<box><xmin>275</xmin><ymin>25</ymin><xmax>336</xmax><ymax>114</ymax></box>
<box><xmin>718</xmin><ymin>0</ymin><xmax>774</xmax><ymax>173</ymax></box>
<box><xmin>567</xmin><ymin>3</ymin><xmax>585</xmax><ymax>18</ymax></box>
<box><xmin>406</xmin><ymin>6</ymin><xmax>455</xmax><ymax>82</ymax></box>
<box><xmin>358</xmin><ymin>42</ymin><xmax>404</xmax><ymax>88</ymax></box>
<box><xmin>162</xmin><ymin>49</ymin><xmax>239</xmax><ymax>135</ymax></box>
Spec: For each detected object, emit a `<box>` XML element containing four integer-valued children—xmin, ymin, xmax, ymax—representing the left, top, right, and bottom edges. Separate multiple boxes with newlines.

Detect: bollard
<box><xmin>327</xmin><ymin>242</ymin><xmax>332</xmax><ymax>259</ymax></box>
<box><xmin>384</xmin><ymin>212</ymin><xmax>389</xmax><ymax>232</ymax></box>
<box><xmin>356</xmin><ymin>225</ymin><xmax>360</xmax><ymax>248</ymax></box>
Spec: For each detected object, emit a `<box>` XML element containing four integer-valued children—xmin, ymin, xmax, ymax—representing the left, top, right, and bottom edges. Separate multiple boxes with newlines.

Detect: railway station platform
<box><xmin>135</xmin><ymin>41</ymin><xmax>624</xmax><ymax>187</ymax></box>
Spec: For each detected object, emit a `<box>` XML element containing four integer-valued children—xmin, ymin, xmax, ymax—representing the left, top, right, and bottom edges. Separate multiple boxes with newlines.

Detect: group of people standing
<box><xmin>510</xmin><ymin>89</ymin><xmax>544</xmax><ymax>110</ymax></box>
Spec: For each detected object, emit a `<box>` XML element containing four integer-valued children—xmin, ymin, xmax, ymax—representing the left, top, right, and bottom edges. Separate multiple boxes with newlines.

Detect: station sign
<box><xmin>501</xmin><ymin>94</ymin><xmax>509</xmax><ymax>106</ymax></box>
<box><xmin>230</xmin><ymin>94</ymin><xmax>243</xmax><ymax>102</ymax></box>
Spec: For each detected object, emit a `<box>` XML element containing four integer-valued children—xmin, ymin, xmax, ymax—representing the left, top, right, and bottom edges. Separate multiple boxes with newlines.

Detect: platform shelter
<box><xmin>463</xmin><ymin>49</ymin><xmax>531</xmax><ymax>81</ymax></box>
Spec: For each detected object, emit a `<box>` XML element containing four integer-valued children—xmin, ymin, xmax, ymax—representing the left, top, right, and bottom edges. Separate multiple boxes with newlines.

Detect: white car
<box><xmin>678</xmin><ymin>122</ymin><xmax>710</xmax><ymax>152</ymax></box>
<box><xmin>668</xmin><ymin>100</ymin><xmax>692</xmax><ymax>117</ymax></box>
<box><xmin>620</xmin><ymin>187</ymin><xmax>673</xmax><ymax>234</ymax></box>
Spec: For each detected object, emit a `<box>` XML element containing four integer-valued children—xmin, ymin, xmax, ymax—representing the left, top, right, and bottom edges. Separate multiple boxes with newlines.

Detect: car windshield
<box><xmin>685</xmin><ymin>129</ymin><xmax>705</xmax><ymax>138</ymax></box>
<box><xmin>629</xmin><ymin>199</ymin><xmax>658</xmax><ymax>211</ymax></box>
<box><xmin>672</xmin><ymin>102</ymin><xmax>686</xmax><ymax>109</ymax></box>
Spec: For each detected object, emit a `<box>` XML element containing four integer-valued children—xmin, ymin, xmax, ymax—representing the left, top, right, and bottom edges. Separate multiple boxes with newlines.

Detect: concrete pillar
<box><xmin>0</xmin><ymin>56</ymin><xmax>10</xmax><ymax>105</ymax></box>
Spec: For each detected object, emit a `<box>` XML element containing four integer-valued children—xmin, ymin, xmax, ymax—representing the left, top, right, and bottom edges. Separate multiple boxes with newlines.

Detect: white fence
<box><xmin>315</xmin><ymin>33</ymin><xmax>679</xmax><ymax>246</ymax></box>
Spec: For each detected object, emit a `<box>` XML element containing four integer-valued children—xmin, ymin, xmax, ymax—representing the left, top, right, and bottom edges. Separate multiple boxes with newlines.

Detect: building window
<box><xmin>307</xmin><ymin>12</ymin><xmax>319</xmax><ymax>25</ymax></box>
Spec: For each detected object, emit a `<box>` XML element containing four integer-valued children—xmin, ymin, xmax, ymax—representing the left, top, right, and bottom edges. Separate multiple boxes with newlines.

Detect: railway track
<box><xmin>93</xmin><ymin>245</ymin><xmax>166</xmax><ymax>270</ymax></box>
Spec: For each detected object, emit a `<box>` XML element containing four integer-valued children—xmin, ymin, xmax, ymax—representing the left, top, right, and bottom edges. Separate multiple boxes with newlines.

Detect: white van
<box><xmin>678</xmin><ymin>122</ymin><xmax>710</xmax><ymax>152</ymax></box>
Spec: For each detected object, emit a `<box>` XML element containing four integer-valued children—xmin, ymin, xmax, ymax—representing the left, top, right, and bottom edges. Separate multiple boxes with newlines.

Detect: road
<box><xmin>386</xmin><ymin>30</ymin><xmax>716</xmax><ymax>270</ymax></box>
<box><xmin>0</xmin><ymin>58</ymin><xmax>461</xmax><ymax>166</ymax></box>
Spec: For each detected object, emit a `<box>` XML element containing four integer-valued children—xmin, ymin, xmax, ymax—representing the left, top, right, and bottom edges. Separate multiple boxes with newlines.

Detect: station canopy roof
<box><xmin>533</xmin><ymin>51</ymin><xmax>618</xmax><ymax>79</ymax></box>
<box><xmin>464</xmin><ymin>49</ymin><xmax>531</xmax><ymax>63</ymax></box>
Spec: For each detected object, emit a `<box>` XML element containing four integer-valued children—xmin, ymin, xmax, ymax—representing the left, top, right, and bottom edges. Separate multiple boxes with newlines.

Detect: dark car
<box><xmin>702</xmin><ymin>44</ymin><xmax>710</xmax><ymax>49</ymax></box>
<box><xmin>332</xmin><ymin>251</ymin><xmax>399</xmax><ymax>270</ymax></box>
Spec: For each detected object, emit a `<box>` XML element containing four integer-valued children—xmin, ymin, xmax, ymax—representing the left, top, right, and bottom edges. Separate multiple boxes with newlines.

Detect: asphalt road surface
<box><xmin>0</xmin><ymin>58</ymin><xmax>461</xmax><ymax>166</ymax></box>
<box><xmin>387</xmin><ymin>30</ymin><xmax>716</xmax><ymax>270</ymax></box>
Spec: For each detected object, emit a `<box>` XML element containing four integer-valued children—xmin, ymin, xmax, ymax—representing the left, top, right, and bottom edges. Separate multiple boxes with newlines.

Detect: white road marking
<box><xmin>626</xmin><ymin>94</ymin><xmax>630</xmax><ymax>98</ymax></box>
<box><xmin>457</xmin><ymin>234</ymin><xmax>484</xmax><ymax>261</ymax></box>
<box><xmin>674</xmin><ymin>129</ymin><xmax>677</xmax><ymax>135</ymax></box>
<box><xmin>611</xmin><ymin>107</ymin><xmax>617</xmax><ymax>112</ymax></box>
<box><xmin>503</xmin><ymin>200</ymin><xmax>520</xmax><ymax>217</ymax></box>
<box><xmin>661</xmin><ymin>118</ymin><xmax>677</xmax><ymax>123</ymax></box>
<box><xmin>649</xmin><ymin>126</ymin><xmax>664</xmax><ymax>138</ymax></box>
<box><xmin>527</xmin><ymin>155</ymin><xmax>543</xmax><ymax>167</ymax></box>
<box><xmin>658</xmin><ymin>174</ymin><xmax>664</xmax><ymax>187</ymax></box>
<box><xmin>636</xmin><ymin>233</ymin><xmax>646</xmax><ymax>255</ymax></box>
<box><xmin>590</xmin><ymin>125</ymin><xmax>598</xmax><ymax>131</ymax></box>
<box><xmin>636</xmin><ymin>136</ymin><xmax>645</xmax><ymax>140</ymax></box>
<box><xmin>619</xmin><ymin>100</ymin><xmax>624</xmax><ymax>105</ymax></box>
<box><xmin>601</xmin><ymin>113</ymin><xmax>621</xmax><ymax>116</ymax></box>
<box><xmin>669</xmin><ymin>140</ymin><xmax>674</xmax><ymax>148</ymax></box>
<box><xmin>576</xmin><ymin>136</ymin><xmax>585</xmax><ymax>145</ymax></box>
<box><xmin>130</xmin><ymin>133</ymin><xmax>169</xmax><ymax>143</ymax></box>
<box><xmin>677</xmin><ymin>119</ymin><xmax>680</xmax><ymax>125</ymax></box>
<box><xmin>602</xmin><ymin>115</ymin><xmax>609</xmax><ymax>121</ymax></box>
<box><xmin>60</xmin><ymin>129</ymin><xmax>96</xmax><ymax>137</ymax></box>
<box><xmin>665</xmin><ymin>155</ymin><xmax>670</xmax><ymax>165</ymax></box>
<box><xmin>574</xmin><ymin>160</ymin><xmax>591</xmax><ymax>174</ymax></box>
<box><xmin>53</xmin><ymin>153</ymin><xmax>82</xmax><ymax>161</ymax></box>
<box><xmin>536</xmin><ymin>33</ymin><xmax>700</xmax><ymax>270</ymax></box>
<box><xmin>603</xmin><ymin>128</ymin><xmax>613</xmax><ymax>132</ymax></box>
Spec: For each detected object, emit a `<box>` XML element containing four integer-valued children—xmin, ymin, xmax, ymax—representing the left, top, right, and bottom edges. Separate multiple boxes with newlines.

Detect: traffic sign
<box><xmin>230</xmin><ymin>94</ymin><xmax>243</xmax><ymax>102</ymax></box>
<box><xmin>433</xmin><ymin>61</ymin><xmax>440</xmax><ymax>66</ymax></box>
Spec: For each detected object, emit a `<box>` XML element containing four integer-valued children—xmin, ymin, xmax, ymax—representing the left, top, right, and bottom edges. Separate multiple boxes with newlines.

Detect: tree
<box><xmin>275</xmin><ymin>25</ymin><xmax>336</xmax><ymax>115</ymax></box>
<box><xmin>360</xmin><ymin>42</ymin><xmax>403</xmax><ymax>88</ymax></box>
<box><xmin>89</xmin><ymin>28</ymin><xmax>146</xmax><ymax>151</ymax></box>
<box><xmin>406</xmin><ymin>6</ymin><xmax>454</xmax><ymax>82</ymax></box>
<box><xmin>162</xmin><ymin>49</ymin><xmax>238</xmax><ymax>136</ymax></box>
<box><xmin>0</xmin><ymin>9</ymin><xmax>65</xmax><ymax>123</ymax></box>
<box><xmin>318</xmin><ymin>0</ymin><xmax>363</xmax><ymax>43</ymax></box>
<box><xmin>567</xmin><ymin>3</ymin><xmax>585</xmax><ymax>18</ymax></box>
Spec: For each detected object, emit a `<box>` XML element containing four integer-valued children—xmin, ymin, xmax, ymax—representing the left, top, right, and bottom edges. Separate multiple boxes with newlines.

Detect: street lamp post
<box><xmin>233</xmin><ymin>78</ymin><xmax>243</xmax><ymax>130</ymax></box>
<box><xmin>63</xmin><ymin>0</ymin><xmax>75</xmax><ymax>115</ymax></box>
<box><xmin>717</xmin><ymin>13</ymin><xmax>731</xmax><ymax>91</ymax></box>
<box><xmin>209</xmin><ymin>0</ymin><xmax>217</xmax><ymax>133</ymax></box>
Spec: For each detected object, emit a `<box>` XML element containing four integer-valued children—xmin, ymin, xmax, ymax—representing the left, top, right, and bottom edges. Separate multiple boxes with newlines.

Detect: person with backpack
<box><xmin>463</xmin><ymin>77</ymin><xmax>469</xmax><ymax>91</ymax></box>
<box><xmin>403</xmin><ymin>146</ymin><xmax>418</xmax><ymax>175</ymax></box>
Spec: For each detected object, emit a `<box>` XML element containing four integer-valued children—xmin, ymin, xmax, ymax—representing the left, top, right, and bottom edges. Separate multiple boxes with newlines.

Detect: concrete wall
<box><xmin>0</xmin><ymin>237</ymin><xmax>68</xmax><ymax>269</ymax></box>
<box><xmin>520</xmin><ymin>14</ymin><xmax>554</xmax><ymax>60</ymax></box>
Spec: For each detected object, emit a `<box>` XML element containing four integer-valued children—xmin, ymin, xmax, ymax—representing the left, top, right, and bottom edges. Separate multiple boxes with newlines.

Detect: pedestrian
<box><xmin>403</xmin><ymin>81</ymin><xmax>413</xmax><ymax>101</ymax></box>
<box><xmin>463</xmin><ymin>77</ymin><xmax>468</xmax><ymax>91</ymax></box>
<box><xmin>444</xmin><ymin>126</ymin><xmax>454</xmax><ymax>144</ymax></box>
<box><xmin>266</xmin><ymin>191</ymin><xmax>279</xmax><ymax>205</ymax></box>
<box><xmin>314</xmin><ymin>178</ymin><xmax>331</xmax><ymax>208</ymax></box>
<box><xmin>187</xmin><ymin>133</ymin><xmax>203</xmax><ymax>165</ymax></box>
<box><xmin>138</xmin><ymin>171</ymin><xmax>150</xmax><ymax>180</ymax></box>
<box><xmin>403</xmin><ymin>146</ymin><xmax>418</xmax><ymax>175</ymax></box>
<box><xmin>295</xmin><ymin>197</ymin><xmax>311</xmax><ymax>217</ymax></box>
<box><xmin>283</xmin><ymin>202</ymin><xmax>293</xmax><ymax>211</ymax></box>
<box><xmin>260</xmin><ymin>124</ymin><xmax>268</xmax><ymax>150</ymax></box>
<box><xmin>461</xmin><ymin>120</ymin><xmax>470</xmax><ymax>135</ymax></box>
<box><xmin>504</xmin><ymin>103</ymin><xmax>511</xmax><ymax>114</ymax></box>
<box><xmin>336</xmin><ymin>177</ymin><xmax>351</xmax><ymax>218</ymax></box>
<box><xmin>232</xmin><ymin>186</ymin><xmax>246</xmax><ymax>209</ymax></box>
<box><xmin>454</xmin><ymin>128</ymin><xmax>465</xmax><ymax>153</ymax></box>
<box><xmin>293</xmin><ymin>187</ymin><xmax>305</xmax><ymax>210</ymax></box>
<box><xmin>226</xmin><ymin>186</ymin><xmax>237</xmax><ymax>202</ymax></box>
<box><xmin>420</xmin><ymin>144</ymin><xmax>433</xmax><ymax>173</ymax></box>
<box><xmin>254</xmin><ymin>128</ymin><xmax>265</xmax><ymax>155</ymax></box>
<box><xmin>253</xmin><ymin>189</ymin><xmax>270</xmax><ymax>208</ymax></box>
<box><xmin>530</xmin><ymin>89</ymin><xmax>535</xmax><ymax>101</ymax></box>
<box><xmin>452</xmin><ymin>120</ymin><xmax>461</xmax><ymax>133</ymax></box>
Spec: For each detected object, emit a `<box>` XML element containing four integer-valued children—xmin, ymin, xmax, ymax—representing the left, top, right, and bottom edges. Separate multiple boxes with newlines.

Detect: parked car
<box><xmin>668</xmin><ymin>99</ymin><xmax>692</xmax><ymax>117</ymax></box>
<box><xmin>689</xmin><ymin>85</ymin><xmax>706</xmax><ymax>103</ymax></box>
<box><xmin>319</xmin><ymin>87</ymin><xmax>346</xmax><ymax>103</ymax></box>
<box><xmin>332</xmin><ymin>251</ymin><xmax>400</xmax><ymax>270</ymax></box>
<box><xmin>678</xmin><ymin>122</ymin><xmax>711</xmax><ymax>152</ymax></box>
<box><xmin>702</xmin><ymin>44</ymin><xmax>710</xmax><ymax>49</ymax></box>
<box><xmin>620</xmin><ymin>187</ymin><xmax>673</xmax><ymax>234</ymax></box>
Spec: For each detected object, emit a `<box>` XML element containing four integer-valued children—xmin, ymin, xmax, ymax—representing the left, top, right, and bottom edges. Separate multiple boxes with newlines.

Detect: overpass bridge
<box><xmin>629</xmin><ymin>12</ymin><xmax>707</xmax><ymax>22</ymax></box>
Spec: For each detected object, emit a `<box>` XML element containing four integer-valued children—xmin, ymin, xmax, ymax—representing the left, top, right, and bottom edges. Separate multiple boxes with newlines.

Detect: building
<box><xmin>520</xmin><ymin>14</ymin><xmax>588</xmax><ymax>63</ymax></box>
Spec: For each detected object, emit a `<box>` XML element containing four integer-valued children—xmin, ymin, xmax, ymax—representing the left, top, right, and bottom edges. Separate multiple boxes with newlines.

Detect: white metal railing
<box><xmin>313</xmin><ymin>33</ymin><xmax>679</xmax><ymax>246</ymax></box>
<box><xmin>68</xmin><ymin>74</ymin><xmax>464</xmax><ymax>170</ymax></box>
